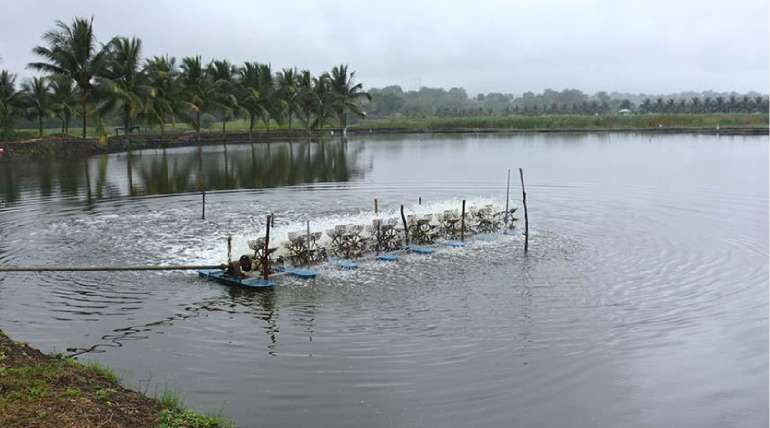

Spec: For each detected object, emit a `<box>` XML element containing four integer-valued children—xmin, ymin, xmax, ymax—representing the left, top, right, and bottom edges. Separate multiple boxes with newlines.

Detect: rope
<box><xmin>0</xmin><ymin>265</ymin><xmax>224</xmax><ymax>272</ymax></box>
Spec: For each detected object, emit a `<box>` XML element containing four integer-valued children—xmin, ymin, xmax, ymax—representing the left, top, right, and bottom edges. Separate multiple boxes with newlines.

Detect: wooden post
<box><xmin>227</xmin><ymin>235</ymin><xmax>232</xmax><ymax>265</ymax></box>
<box><xmin>519</xmin><ymin>168</ymin><xmax>528</xmax><ymax>253</ymax></box>
<box><xmin>400</xmin><ymin>204</ymin><xmax>409</xmax><ymax>246</ymax></box>
<box><xmin>461</xmin><ymin>199</ymin><xmax>466</xmax><ymax>241</ymax></box>
<box><xmin>201</xmin><ymin>190</ymin><xmax>206</xmax><ymax>219</ymax></box>
<box><xmin>374</xmin><ymin>198</ymin><xmax>378</xmax><ymax>215</ymax></box>
<box><xmin>262</xmin><ymin>214</ymin><xmax>271</xmax><ymax>280</ymax></box>
<box><xmin>505</xmin><ymin>169</ymin><xmax>511</xmax><ymax>224</ymax></box>
<box><xmin>418</xmin><ymin>196</ymin><xmax>422</xmax><ymax>205</ymax></box>
<box><xmin>306</xmin><ymin>220</ymin><xmax>311</xmax><ymax>260</ymax></box>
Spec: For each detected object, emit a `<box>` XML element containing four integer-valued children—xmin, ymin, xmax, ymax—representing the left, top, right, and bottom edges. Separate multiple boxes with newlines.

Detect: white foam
<box><xmin>226</xmin><ymin>196</ymin><xmax>513</xmax><ymax>261</ymax></box>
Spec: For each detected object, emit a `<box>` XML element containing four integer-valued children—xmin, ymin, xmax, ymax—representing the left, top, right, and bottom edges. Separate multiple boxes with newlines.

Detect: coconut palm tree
<box><xmin>256</xmin><ymin>63</ymin><xmax>278</xmax><ymax>129</ymax></box>
<box><xmin>22</xmin><ymin>76</ymin><xmax>52</xmax><ymax>137</ymax></box>
<box><xmin>312</xmin><ymin>72</ymin><xmax>333</xmax><ymax>129</ymax></box>
<box><xmin>179</xmin><ymin>56</ymin><xmax>211</xmax><ymax>134</ymax></box>
<box><xmin>49</xmin><ymin>75</ymin><xmax>77</xmax><ymax>135</ymax></box>
<box><xmin>97</xmin><ymin>37</ymin><xmax>148</xmax><ymax>138</ymax></box>
<box><xmin>238</xmin><ymin>62</ymin><xmax>267</xmax><ymax>139</ymax></box>
<box><xmin>143</xmin><ymin>55</ymin><xmax>179</xmax><ymax>135</ymax></box>
<box><xmin>296</xmin><ymin>69</ymin><xmax>319</xmax><ymax>135</ymax></box>
<box><xmin>690</xmin><ymin>97</ymin><xmax>701</xmax><ymax>114</ymax></box>
<box><xmin>328</xmin><ymin>64</ymin><xmax>370</xmax><ymax>130</ymax></box>
<box><xmin>0</xmin><ymin>70</ymin><xmax>24</xmax><ymax>138</ymax></box>
<box><xmin>715</xmin><ymin>96</ymin><xmax>725</xmax><ymax>112</ymax></box>
<box><xmin>277</xmin><ymin>68</ymin><xmax>299</xmax><ymax>129</ymax></box>
<box><xmin>28</xmin><ymin>17</ymin><xmax>111</xmax><ymax>138</ymax></box>
<box><xmin>208</xmin><ymin>59</ymin><xmax>240</xmax><ymax>134</ymax></box>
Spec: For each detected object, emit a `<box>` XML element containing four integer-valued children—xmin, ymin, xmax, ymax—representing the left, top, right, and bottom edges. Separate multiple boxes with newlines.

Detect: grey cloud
<box><xmin>0</xmin><ymin>0</ymin><xmax>767</xmax><ymax>93</ymax></box>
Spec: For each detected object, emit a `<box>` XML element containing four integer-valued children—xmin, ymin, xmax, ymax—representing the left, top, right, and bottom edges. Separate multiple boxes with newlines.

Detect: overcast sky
<box><xmin>1</xmin><ymin>0</ymin><xmax>768</xmax><ymax>94</ymax></box>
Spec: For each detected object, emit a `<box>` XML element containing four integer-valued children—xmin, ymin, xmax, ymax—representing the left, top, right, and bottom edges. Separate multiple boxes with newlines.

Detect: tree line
<box><xmin>366</xmin><ymin>86</ymin><xmax>769</xmax><ymax>118</ymax></box>
<box><xmin>0</xmin><ymin>17</ymin><xmax>370</xmax><ymax>139</ymax></box>
<box><xmin>2</xmin><ymin>17</ymin><xmax>768</xmax><ymax>140</ymax></box>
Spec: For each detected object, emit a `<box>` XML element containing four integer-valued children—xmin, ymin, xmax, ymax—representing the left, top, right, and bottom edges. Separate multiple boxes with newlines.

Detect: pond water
<box><xmin>0</xmin><ymin>133</ymin><xmax>767</xmax><ymax>427</ymax></box>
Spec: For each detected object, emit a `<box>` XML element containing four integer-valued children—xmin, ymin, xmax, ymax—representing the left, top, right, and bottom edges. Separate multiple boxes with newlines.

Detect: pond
<box><xmin>0</xmin><ymin>133</ymin><xmax>767</xmax><ymax>427</ymax></box>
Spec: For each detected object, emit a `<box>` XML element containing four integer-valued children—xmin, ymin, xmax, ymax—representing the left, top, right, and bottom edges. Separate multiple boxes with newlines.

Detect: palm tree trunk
<box><xmin>222</xmin><ymin>116</ymin><xmax>226</xmax><ymax>135</ymax></box>
<box><xmin>124</xmin><ymin>109</ymin><xmax>130</xmax><ymax>142</ymax></box>
<box><xmin>196</xmin><ymin>111</ymin><xmax>201</xmax><ymax>141</ymax></box>
<box><xmin>38</xmin><ymin>115</ymin><xmax>43</xmax><ymax>137</ymax></box>
<box><xmin>288</xmin><ymin>112</ymin><xmax>292</xmax><ymax>130</ymax></box>
<box><xmin>82</xmin><ymin>100</ymin><xmax>87</xmax><ymax>138</ymax></box>
<box><xmin>249</xmin><ymin>114</ymin><xmax>254</xmax><ymax>142</ymax></box>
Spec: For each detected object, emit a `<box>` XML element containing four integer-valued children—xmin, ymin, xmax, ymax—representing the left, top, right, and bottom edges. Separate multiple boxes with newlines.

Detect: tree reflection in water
<box><xmin>0</xmin><ymin>139</ymin><xmax>361</xmax><ymax>204</ymax></box>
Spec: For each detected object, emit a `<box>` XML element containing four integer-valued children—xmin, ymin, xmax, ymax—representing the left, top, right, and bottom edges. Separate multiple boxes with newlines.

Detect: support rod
<box><xmin>201</xmin><ymin>190</ymin><xmax>206</xmax><ymax>219</ymax></box>
<box><xmin>519</xmin><ymin>168</ymin><xmax>529</xmax><ymax>253</ymax></box>
<box><xmin>505</xmin><ymin>168</ymin><xmax>511</xmax><ymax>224</ymax></box>
<box><xmin>262</xmin><ymin>214</ymin><xmax>271</xmax><ymax>280</ymax></box>
<box><xmin>400</xmin><ymin>204</ymin><xmax>409</xmax><ymax>246</ymax></box>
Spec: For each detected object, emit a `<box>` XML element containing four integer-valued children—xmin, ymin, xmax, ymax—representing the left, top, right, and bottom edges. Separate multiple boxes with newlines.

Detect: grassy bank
<box><xmin>0</xmin><ymin>330</ymin><xmax>231</xmax><ymax>428</ymax></box>
<box><xmin>355</xmin><ymin>113</ymin><xmax>769</xmax><ymax>130</ymax></box>
<box><xmin>4</xmin><ymin>113</ymin><xmax>767</xmax><ymax>142</ymax></box>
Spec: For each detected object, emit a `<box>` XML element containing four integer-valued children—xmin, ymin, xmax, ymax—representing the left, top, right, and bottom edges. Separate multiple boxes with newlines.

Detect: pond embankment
<box><xmin>0</xmin><ymin>126</ymin><xmax>767</xmax><ymax>159</ymax></box>
<box><xmin>0</xmin><ymin>329</ymin><xmax>230</xmax><ymax>428</ymax></box>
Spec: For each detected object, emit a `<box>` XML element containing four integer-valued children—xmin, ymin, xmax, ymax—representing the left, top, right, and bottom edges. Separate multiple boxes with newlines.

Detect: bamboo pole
<box><xmin>262</xmin><ymin>214</ymin><xmax>271</xmax><ymax>280</ymax></box>
<box><xmin>374</xmin><ymin>198</ymin><xmax>378</xmax><ymax>215</ymax></box>
<box><xmin>400</xmin><ymin>204</ymin><xmax>409</xmax><ymax>246</ymax></box>
<box><xmin>0</xmin><ymin>265</ymin><xmax>224</xmax><ymax>272</ymax></box>
<box><xmin>519</xmin><ymin>168</ymin><xmax>528</xmax><ymax>253</ymax></box>
<box><xmin>201</xmin><ymin>191</ymin><xmax>206</xmax><ymax>219</ymax></box>
<box><xmin>461</xmin><ymin>199</ymin><xmax>466</xmax><ymax>241</ymax></box>
<box><xmin>504</xmin><ymin>169</ymin><xmax>511</xmax><ymax>224</ymax></box>
<box><xmin>227</xmin><ymin>235</ymin><xmax>232</xmax><ymax>265</ymax></box>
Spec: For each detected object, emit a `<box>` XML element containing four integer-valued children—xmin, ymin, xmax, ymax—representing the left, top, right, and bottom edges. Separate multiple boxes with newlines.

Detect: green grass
<box><xmin>355</xmin><ymin>113</ymin><xmax>769</xmax><ymax>130</ymax></box>
<box><xmin>159</xmin><ymin>389</ymin><xmax>185</xmax><ymax>411</ymax></box>
<box><xmin>80</xmin><ymin>359</ymin><xmax>120</xmax><ymax>385</ymax></box>
<box><xmin>5</xmin><ymin>113</ymin><xmax>765</xmax><ymax>142</ymax></box>
<box><xmin>158</xmin><ymin>388</ymin><xmax>232</xmax><ymax>428</ymax></box>
<box><xmin>159</xmin><ymin>408</ymin><xmax>232</xmax><ymax>428</ymax></box>
<box><xmin>1</xmin><ymin>329</ymin><xmax>233</xmax><ymax>427</ymax></box>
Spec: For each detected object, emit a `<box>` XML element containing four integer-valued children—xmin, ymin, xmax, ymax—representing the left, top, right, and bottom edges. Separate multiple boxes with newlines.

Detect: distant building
<box><xmin>618</xmin><ymin>108</ymin><xmax>632</xmax><ymax>115</ymax></box>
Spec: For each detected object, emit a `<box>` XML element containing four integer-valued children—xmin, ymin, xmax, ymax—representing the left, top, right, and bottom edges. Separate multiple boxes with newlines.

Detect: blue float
<box><xmin>410</xmin><ymin>246</ymin><xmax>434</xmax><ymax>255</ymax></box>
<box><xmin>376</xmin><ymin>254</ymin><xmax>400</xmax><ymax>262</ymax></box>
<box><xmin>198</xmin><ymin>269</ymin><xmax>275</xmax><ymax>288</ymax></box>
<box><xmin>284</xmin><ymin>267</ymin><xmax>319</xmax><ymax>279</ymax></box>
<box><xmin>336</xmin><ymin>260</ymin><xmax>359</xmax><ymax>270</ymax></box>
<box><xmin>446</xmin><ymin>240</ymin><xmax>465</xmax><ymax>248</ymax></box>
